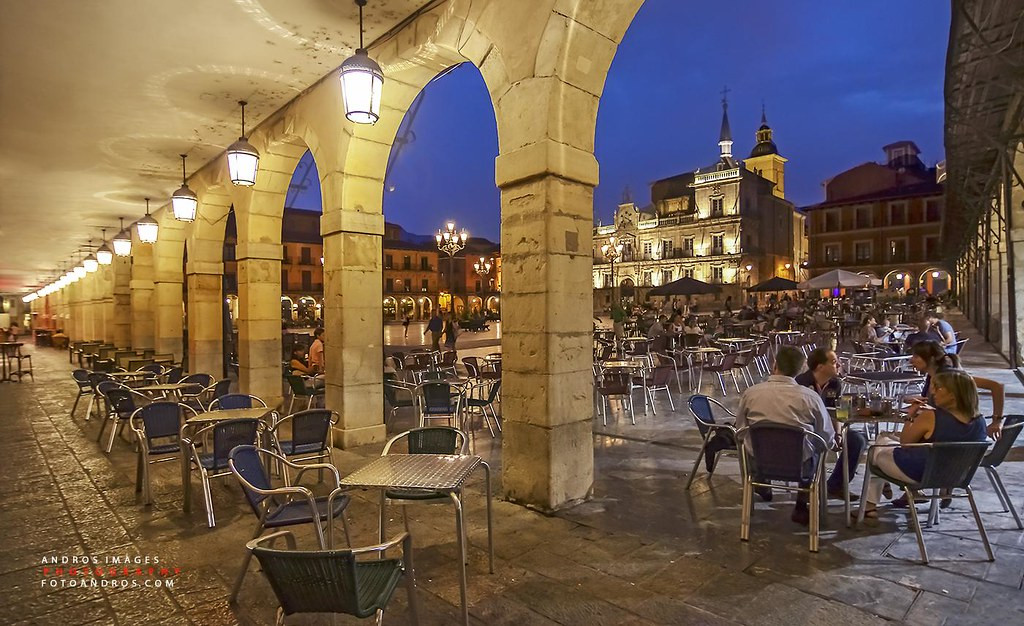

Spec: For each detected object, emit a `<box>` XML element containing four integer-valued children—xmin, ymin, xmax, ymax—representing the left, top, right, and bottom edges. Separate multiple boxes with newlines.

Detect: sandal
<box><xmin>853</xmin><ymin>507</ymin><xmax>878</xmax><ymax>522</ymax></box>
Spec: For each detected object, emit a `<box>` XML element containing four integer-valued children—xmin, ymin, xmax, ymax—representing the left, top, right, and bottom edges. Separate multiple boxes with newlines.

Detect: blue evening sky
<box><xmin>288</xmin><ymin>1</ymin><xmax>949</xmax><ymax>242</ymax></box>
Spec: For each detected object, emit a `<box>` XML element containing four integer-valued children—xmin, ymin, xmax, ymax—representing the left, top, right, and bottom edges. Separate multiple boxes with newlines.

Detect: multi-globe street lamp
<box><xmin>601</xmin><ymin>235</ymin><xmax>624</xmax><ymax>307</ymax></box>
<box><xmin>436</xmin><ymin>221</ymin><xmax>468</xmax><ymax>311</ymax></box>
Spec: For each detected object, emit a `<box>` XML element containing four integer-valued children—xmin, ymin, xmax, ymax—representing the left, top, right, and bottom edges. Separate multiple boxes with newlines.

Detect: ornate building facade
<box><xmin>593</xmin><ymin>101</ymin><xmax>807</xmax><ymax>311</ymax></box>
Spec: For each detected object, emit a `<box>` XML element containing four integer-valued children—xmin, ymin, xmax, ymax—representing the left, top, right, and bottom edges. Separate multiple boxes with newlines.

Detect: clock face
<box><xmin>617</xmin><ymin>212</ymin><xmax>634</xmax><ymax>230</ymax></box>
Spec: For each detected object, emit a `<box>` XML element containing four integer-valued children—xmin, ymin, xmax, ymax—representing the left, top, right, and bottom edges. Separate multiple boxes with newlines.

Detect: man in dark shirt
<box><xmin>795</xmin><ymin>348</ymin><xmax>867</xmax><ymax>500</ymax></box>
<box><xmin>423</xmin><ymin>312</ymin><xmax>443</xmax><ymax>351</ymax></box>
<box><xmin>903</xmin><ymin>318</ymin><xmax>942</xmax><ymax>351</ymax></box>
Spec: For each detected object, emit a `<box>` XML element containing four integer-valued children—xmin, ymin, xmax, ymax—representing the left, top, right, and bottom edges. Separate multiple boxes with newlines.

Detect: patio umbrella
<box><xmin>648</xmin><ymin>276</ymin><xmax>722</xmax><ymax>296</ymax></box>
<box><xmin>746</xmin><ymin>276</ymin><xmax>799</xmax><ymax>292</ymax></box>
<box><xmin>798</xmin><ymin>269</ymin><xmax>873</xmax><ymax>290</ymax></box>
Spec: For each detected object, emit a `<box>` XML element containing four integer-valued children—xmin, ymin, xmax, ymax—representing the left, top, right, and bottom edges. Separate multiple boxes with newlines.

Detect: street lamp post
<box><xmin>435</xmin><ymin>221</ymin><xmax>467</xmax><ymax>312</ymax></box>
<box><xmin>601</xmin><ymin>235</ymin><xmax>624</xmax><ymax>308</ymax></box>
<box><xmin>473</xmin><ymin>257</ymin><xmax>493</xmax><ymax>315</ymax></box>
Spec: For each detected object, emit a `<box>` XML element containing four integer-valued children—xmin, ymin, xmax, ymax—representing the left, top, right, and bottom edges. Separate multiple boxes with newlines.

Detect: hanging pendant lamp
<box><xmin>137</xmin><ymin>198</ymin><xmax>159</xmax><ymax>244</ymax></box>
<box><xmin>113</xmin><ymin>217</ymin><xmax>132</xmax><ymax>256</ymax></box>
<box><xmin>227</xmin><ymin>101</ymin><xmax>260</xmax><ymax>186</ymax></box>
<box><xmin>96</xmin><ymin>228</ymin><xmax>113</xmax><ymax>265</ymax></box>
<box><xmin>340</xmin><ymin>0</ymin><xmax>384</xmax><ymax>125</ymax></box>
<box><xmin>171</xmin><ymin>154</ymin><xmax>198</xmax><ymax>222</ymax></box>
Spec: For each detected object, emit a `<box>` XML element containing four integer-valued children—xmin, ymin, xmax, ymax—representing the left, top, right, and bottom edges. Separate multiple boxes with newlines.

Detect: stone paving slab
<box><xmin>2</xmin><ymin>329</ymin><xmax>1024</xmax><ymax>625</ymax></box>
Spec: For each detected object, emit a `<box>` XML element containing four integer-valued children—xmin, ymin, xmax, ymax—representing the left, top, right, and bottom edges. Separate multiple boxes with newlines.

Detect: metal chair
<box><xmin>209</xmin><ymin>393</ymin><xmax>268</xmax><ymax>411</ymax></box>
<box><xmin>979</xmin><ymin>415</ymin><xmax>1024</xmax><ymax>529</ymax></box>
<box><xmin>268</xmin><ymin>409</ymin><xmax>338</xmax><ymax>483</ymax></box>
<box><xmin>379</xmin><ymin>427</ymin><xmax>468</xmax><ymax>541</ymax></box>
<box><xmin>384</xmin><ymin>375</ymin><xmax>417</xmax><ymax>423</ymax></box>
<box><xmin>284</xmin><ymin>375</ymin><xmax>323</xmax><ymax>413</ymax></box>
<box><xmin>243</xmin><ymin>530</ymin><xmax>418</xmax><ymax>624</ymax></box>
<box><xmin>596</xmin><ymin>370</ymin><xmax>634</xmax><ymax>426</ymax></box>
<box><xmin>461</xmin><ymin>356</ymin><xmax>482</xmax><ymax>379</ymax></box>
<box><xmin>227</xmin><ymin>445</ymin><xmax>353</xmax><ymax>603</ymax></box>
<box><xmin>187</xmin><ymin>418</ymin><xmax>263</xmax><ymax>527</ymax></box>
<box><xmin>85</xmin><ymin>371</ymin><xmax>114</xmax><ymax>421</ymax></box>
<box><xmin>737</xmin><ymin>423</ymin><xmax>829</xmax><ymax>552</ymax></box>
<box><xmin>96</xmin><ymin>382</ymin><xmax>150</xmax><ymax>453</ymax></box>
<box><xmin>70</xmin><ymin>369</ymin><xmax>92</xmax><ymax>417</ymax></box>
<box><xmin>437</xmin><ymin>350</ymin><xmax>458</xmax><ymax>377</ymax></box>
<box><xmin>685</xmin><ymin>395</ymin><xmax>738</xmax><ymax>490</ymax></box>
<box><xmin>462</xmin><ymin>378</ymin><xmax>502</xmax><ymax>438</ymax></box>
<box><xmin>415</xmin><ymin>382</ymin><xmax>461</xmax><ymax>428</ymax></box>
<box><xmin>161</xmin><ymin>365</ymin><xmax>184</xmax><ymax>385</ymax></box>
<box><xmin>856</xmin><ymin>441</ymin><xmax>993</xmax><ymax>563</ymax></box>
<box><xmin>702</xmin><ymin>352</ymin><xmax>740</xmax><ymax>396</ymax></box>
<box><xmin>129</xmin><ymin>401</ymin><xmax>197</xmax><ymax>504</ymax></box>
<box><xmin>643</xmin><ymin>365</ymin><xmax>675</xmax><ymax>413</ymax></box>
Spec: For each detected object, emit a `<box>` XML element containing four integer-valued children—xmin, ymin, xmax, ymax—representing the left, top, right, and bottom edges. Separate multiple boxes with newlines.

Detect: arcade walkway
<box><xmin>2</xmin><ymin>340</ymin><xmax>1023</xmax><ymax>624</ymax></box>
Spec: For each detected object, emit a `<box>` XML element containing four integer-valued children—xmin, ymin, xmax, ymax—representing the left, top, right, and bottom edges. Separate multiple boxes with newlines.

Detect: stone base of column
<box><xmin>501</xmin><ymin>419</ymin><xmax>594</xmax><ymax>512</ymax></box>
<box><xmin>331</xmin><ymin>423</ymin><xmax>388</xmax><ymax>449</ymax></box>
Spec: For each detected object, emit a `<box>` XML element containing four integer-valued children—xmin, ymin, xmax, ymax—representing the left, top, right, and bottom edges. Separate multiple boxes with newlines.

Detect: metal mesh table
<box><xmin>342</xmin><ymin>453</ymin><xmax>493</xmax><ymax>626</ymax></box>
<box><xmin>341</xmin><ymin>454</ymin><xmax>481</xmax><ymax>490</ymax></box>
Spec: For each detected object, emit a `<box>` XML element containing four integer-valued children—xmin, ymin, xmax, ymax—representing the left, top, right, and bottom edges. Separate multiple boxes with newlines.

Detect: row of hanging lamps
<box><xmin>172</xmin><ymin>154</ymin><xmax>198</xmax><ymax>222</ymax></box>
<box><xmin>137</xmin><ymin>198</ymin><xmax>159</xmax><ymax>244</ymax></box>
<box><xmin>340</xmin><ymin>0</ymin><xmax>384</xmax><ymax>125</ymax></box>
<box><xmin>113</xmin><ymin>217</ymin><xmax>132</xmax><ymax>256</ymax></box>
<box><xmin>96</xmin><ymin>228</ymin><xmax>113</xmax><ymax>265</ymax></box>
<box><xmin>227</xmin><ymin>101</ymin><xmax>260</xmax><ymax>186</ymax></box>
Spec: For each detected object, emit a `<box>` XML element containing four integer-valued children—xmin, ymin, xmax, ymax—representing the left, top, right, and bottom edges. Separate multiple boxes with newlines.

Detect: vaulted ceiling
<box><xmin>0</xmin><ymin>0</ymin><xmax>435</xmax><ymax>292</ymax></box>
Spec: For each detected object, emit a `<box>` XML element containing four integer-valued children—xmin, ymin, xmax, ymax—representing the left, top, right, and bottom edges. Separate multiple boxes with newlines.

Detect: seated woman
<box><xmin>860</xmin><ymin>369</ymin><xmax>988</xmax><ymax>518</ymax></box>
<box><xmin>289</xmin><ymin>347</ymin><xmax>314</xmax><ymax>374</ymax></box>
<box><xmin>906</xmin><ymin>340</ymin><xmax>1004</xmax><ymax>438</ymax></box>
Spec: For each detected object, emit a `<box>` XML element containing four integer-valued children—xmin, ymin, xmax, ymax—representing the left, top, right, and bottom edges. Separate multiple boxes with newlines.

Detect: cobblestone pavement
<box><xmin>1</xmin><ymin>321</ymin><xmax>1023</xmax><ymax>625</ymax></box>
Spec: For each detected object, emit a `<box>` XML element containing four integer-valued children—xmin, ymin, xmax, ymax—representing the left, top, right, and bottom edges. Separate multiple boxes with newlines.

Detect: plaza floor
<box><xmin>2</xmin><ymin>315</ymin><xmax>1023</xmax><ymax>625</ymax></box>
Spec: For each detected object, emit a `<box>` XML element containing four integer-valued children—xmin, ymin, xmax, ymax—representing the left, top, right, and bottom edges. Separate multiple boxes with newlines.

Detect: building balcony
<box><xmin>693</xmin><ymin>168</ymin><xmax>740</xmax><ymax>185</ymax></box>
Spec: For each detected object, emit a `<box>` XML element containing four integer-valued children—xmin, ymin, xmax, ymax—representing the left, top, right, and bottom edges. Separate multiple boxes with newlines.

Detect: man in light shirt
<box><xmin>735</xmin><ymin>346</ymin><xmax>835</xmax><ymax>525</ymax></box>
<box><xmin>308</xmin><ymin>328</ymin><xmax>325</xmax><ymax>374</ymax></box>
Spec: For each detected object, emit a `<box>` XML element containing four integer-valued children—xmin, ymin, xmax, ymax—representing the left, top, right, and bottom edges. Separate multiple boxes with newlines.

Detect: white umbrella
<box><xmin>798</xmin><ymin>269</ymin><xmax>873</xmax><ymax>290</ymax></box>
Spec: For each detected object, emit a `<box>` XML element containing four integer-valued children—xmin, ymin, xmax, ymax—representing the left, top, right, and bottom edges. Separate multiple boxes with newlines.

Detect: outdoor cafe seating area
<box><xmin>42</xmin><ymin>336</ymin><xmax>503</xmax><ymax>624</ymax></box>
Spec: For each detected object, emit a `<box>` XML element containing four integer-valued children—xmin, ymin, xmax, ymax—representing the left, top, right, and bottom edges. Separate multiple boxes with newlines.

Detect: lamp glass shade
<box><xmin>171</xmin><ymin>184</ymin><xmax>198</xmax><ymax>222</ymax></box>
<box><xmin>227</xmin><ymin>138</ymin><xmax>260</xmax><ymax>186</ymax></box>
<box><xmin>340</xmin><ymin>49</ymin><xmax>383</xmax><ymax>124</ymax></box>
<box><xmin>136</xmin><ymin>215</ymin><xmax>159</xmax><ymax>244</ymax></box>
<box><xmin>96</xmin><ymin>244</ymin><xmax>113</xmax><ymax>265</ymax></box>
<box><xmin>73</xmin><ymin>265</ymin><xmax>86</xmax><ymax>279</ymax></box>
<box><xmin>112</xmin><ymin>231</ymin><xmax>132</xmax><ymax>256</ymax></box>
<box><xmin>83</xmin><ymin>256</ymin><xmax>98</xmax><ymax>273</ymax></box>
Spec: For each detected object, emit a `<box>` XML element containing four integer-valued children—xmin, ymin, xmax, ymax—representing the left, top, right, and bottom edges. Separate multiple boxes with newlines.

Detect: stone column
<box><xmin>153</xmin><ymin>279</ymin><xmax>184</xmax><ymax>360</ymax></box>
<box><xmin>112</xmin><ymin>255</ymin><xmax>132</xmax><ymax>348</ymax></box>
<box><xmin>95</xmin><ymin>264</ymin><xmax>114</xmax><ymax>344</ymax></box>
<box><xmin>496</xmin><ymin>135</ymin><xmax>598</xmax><ymax>511</ymax></box>
<box><xmin>236</xmin><ymin>241</ymin><xmax>283</xmax><ymax>407</ymax></box>
<box><xmin>322</xmin><ymin>208</ymin><xmax>387</xmax><ymax>447</ymax></box>
<box><xmin>130</xmin><ymin>236</ymin><xmax>156</xmax><ymax>350</ymax></box>
<box><xmin>82</xmin><ymin>272</ymin><xmax>97</xmax><ymax>340</ymax></box>
<box><xmin>186</xmin><ymin>260</ymin><xmax>224</xmax><ymax>377</ymax></box>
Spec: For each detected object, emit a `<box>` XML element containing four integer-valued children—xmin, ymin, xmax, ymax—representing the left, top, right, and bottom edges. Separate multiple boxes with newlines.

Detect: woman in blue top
<box><xmin>861</xmin><ymin>369</ymin><xmax>988</xmax><ymax>518</ymax></box>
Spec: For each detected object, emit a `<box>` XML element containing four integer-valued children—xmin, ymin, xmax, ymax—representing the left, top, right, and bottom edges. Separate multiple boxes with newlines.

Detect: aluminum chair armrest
<box><xmin>348</xmin><ymin>531</ymin><xmax>411</xmax><ymax>556</ymax></box>
<box><xmin>704</xmin><ymin>396</ymin><xmax>737</xmax><ymax>417</ymax></box>
<box><xmin>245</xmin><ymin>530</ymin><xmax>298</xmax><ymax>551</ymax></box>
<box><xmin>291</xmin><ymin>463</ymin><xmax>341</xmax><ymax>489</ymax></box>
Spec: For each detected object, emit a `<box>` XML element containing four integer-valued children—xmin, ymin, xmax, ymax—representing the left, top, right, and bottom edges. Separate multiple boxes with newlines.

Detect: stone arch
<box><xmin>920</xmin><ymin>267</ymin><xmax>950</xmax><ymax>294</ymax></box>
<box><xmin>383</xmin><ymin>296</ymin><xmax>398</xmax><ymax>321</ymax></box>
<box><xmin>485</xmin><ymin>295</ymin><xmax>500</xmax><ymax>314</ymax></box>
<box><xmin>419</xmin><ymin>296</ymin><xmax>433</xmax><ymax>320</ymax></box>
<box><xmin>883</xmin><ymin>269</ymin><xmax>913</xmax><ymax>291</ymax></box>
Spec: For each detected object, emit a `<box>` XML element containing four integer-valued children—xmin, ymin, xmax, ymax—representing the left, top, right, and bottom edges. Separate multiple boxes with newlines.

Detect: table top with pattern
<box><xmin>186</xmin><ymin>407</ymin><xmax>274</xmax><ymax>425</ymax></box>
<box><xmin>341</xmin><ymin>454</ymin><xmax>483</xmax><ymax>491</ymax></box>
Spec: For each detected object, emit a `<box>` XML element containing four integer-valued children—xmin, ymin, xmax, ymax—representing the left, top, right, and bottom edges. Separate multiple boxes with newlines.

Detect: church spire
<box><xmin>718</xmin><ymin>86</ymin><xmax>733</xmax><ymax>159</ymax></box>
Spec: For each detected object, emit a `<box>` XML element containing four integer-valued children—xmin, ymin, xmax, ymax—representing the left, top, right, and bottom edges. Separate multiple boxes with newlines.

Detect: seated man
<box><xmin>902</xmin><ymin>318</ymin><xmax>941</xmax><ymax>351</ymax></box>
<box><xmin>795</xmin><ymin>348</ymin><xmax>867</xmax><ymax>501</ymax></box>
<box><xmin>646</xmin><ymin>315</ymin><xmax>667</xmax><ymax>339</ymax></box>
<box><xmin>735</xmin><ymin>346</ymin><xmax>836</xmax><ymax>525</ymax></box>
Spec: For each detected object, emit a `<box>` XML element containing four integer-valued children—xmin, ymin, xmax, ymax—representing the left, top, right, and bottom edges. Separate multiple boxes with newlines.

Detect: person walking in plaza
<box><xmin>402</xmin><ymin>315</ymin><xmax>411</xmax><ymax>338</ymax></box>
<box><xmin>424</xmin><ymin>311</ymin><xmax>443</xmax><ymax>351</ymax></box>
<box><xmin>795</xmin><ymin>348</ymin><xmax>867</xmax><ymax>501</ymax></box>
<box><xmin>735</xmin><ymin>346</ymin><xmax>836</xmax><ymax>525</ymax></box>
<box><xmin>442</xmin><ymin>311</ymin><xmax>459</xmax><ymax>351</ymax></box>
